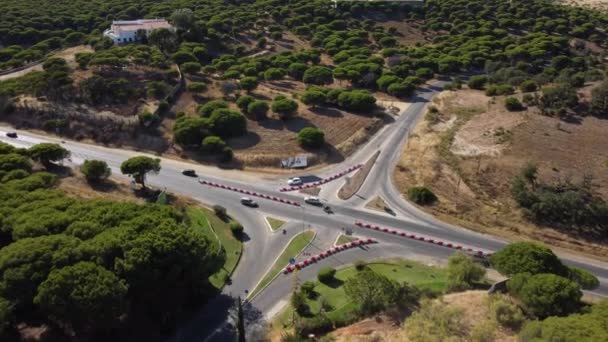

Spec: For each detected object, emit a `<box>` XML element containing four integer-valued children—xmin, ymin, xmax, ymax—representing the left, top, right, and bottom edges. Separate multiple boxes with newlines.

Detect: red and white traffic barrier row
<box><xmin>280</xmin><ymin>164</ymin><xmax>362</xmax><ymax>192</ymax></box>
<box><xmin>284</xmin><ymin>238</ymin><xmax>377</xmax><ymax>274</ymax></box>
<box><xmin>199</xmin><ymin>179</ymin><xmax>301</xmax><ymax>206</ymax></box>
<box><xmin>354</xmin><ymin>221</ymin><xmax>493</xmax><ymax>257</ymax></box>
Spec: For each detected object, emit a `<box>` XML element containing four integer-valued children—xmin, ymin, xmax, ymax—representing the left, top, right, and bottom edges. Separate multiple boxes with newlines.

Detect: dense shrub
<box><xmin>337</xmin><ymin>90</ymin><xmax>376</xmax><ymax>112</ymax></box>
<box><xmin>297</xmin><ymin>127</ymin><xmax>325</xmax><ymax>149</ymax></box>
<box><xmin>486</xmin><ymin>84</ymin><xmax>515</xmax><ymax>96</ymax></box>
<box><xmin>247</xmin><ymin>100</ymin><xmax>269</xmax><ymax>120</ymax></box>
<box><xmin>272</xmin><ymin>96</ymin><xmax>299</xmax><ymax>119</ymax></box>
<box><xmin>302</xmin><ymin>66</ymin><xmax>333</xmax><ymax>85</ymax></box>
<box><xmin>317</xmin><ymin>267</ymin><xmax>336</xmax><ymax>284</ymax></box>
<box><xmin>198</xmin><ymin>99</ymin><xmax>229</xmax><ymax>117</ymax></box>
<box><xmin>508</xmin><ymin>273</ymin><xmax>582</xmax><ymax>318</ymax></box>
<box><xmin>408</xmin><ymin>186</ymin><xmax>437</xmax><ymax>205</ymax></box>
<box><xmin>80</xmin><ymin>160</ymin><xmax>111</xmax><ymax>183</ymax></box>
<box><xmin>504</xmin><ymin>97</ymin><xmax>524</xmax><ymax>111</ymax></box>
<box><xmin>467</xmin><ymin>75</ymin><xmax>488</xmax><ymax>90</ymax></box>
<box><xmin>510</xmin><ymin>164</ymin><xmax>608</xmax><ymax>233</ymax></box>
<box><xmin>201</xmin><ymin>136</ymin><xmax>227</xmax><ymax>154</ymax></box>
<box><xmin>229</xmin><ymin>222</ymin><xmax>243</xmax><ymax>238</ymax></box>
<box><xmin>187</xmin><ymin>82</ymin><xmax>207</xmax><ymax>92</ymax></box>
<box><xmin>520</xmin><ymin>80</ymin><xmax>538</xmax><ymax>92</ymax></box>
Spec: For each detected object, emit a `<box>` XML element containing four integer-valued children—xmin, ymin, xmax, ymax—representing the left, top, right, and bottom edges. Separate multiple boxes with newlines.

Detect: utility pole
<box><xmin>237</xmin><ymin>296</ymin><xmax>245</xmax><ymax>342</ymax></box>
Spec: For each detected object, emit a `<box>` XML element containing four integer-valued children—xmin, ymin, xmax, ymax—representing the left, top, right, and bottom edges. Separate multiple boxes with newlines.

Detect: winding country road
<box><xmin>2</xmin><ymin>82</ymin><xmax>607</xmax><ymax>342</ymax></box>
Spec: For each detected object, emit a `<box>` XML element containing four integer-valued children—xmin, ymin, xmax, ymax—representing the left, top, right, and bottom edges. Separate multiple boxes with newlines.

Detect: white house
<box><xmin>103</xmin><ymin>19</ymin><xmax>173</xmax><ymax>44</ymax></box>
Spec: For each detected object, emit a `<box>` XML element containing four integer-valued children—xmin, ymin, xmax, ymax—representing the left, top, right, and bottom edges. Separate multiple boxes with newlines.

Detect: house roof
<box><xmin>111</xmin><ymin>19</ymin><xmax>172</xmax><ymax>35</ymax></box>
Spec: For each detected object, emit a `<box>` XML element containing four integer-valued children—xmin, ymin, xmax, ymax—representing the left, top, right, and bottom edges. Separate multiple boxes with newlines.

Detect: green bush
<box><xmin>486</xmin><ymin>84</ymin><xmax>514</xmax><ymax>96</ymax></box>
<box><xmin>297</xmin><ymin>127</ymin><xmax>325</xmax><ymax>149</ymax></box>
<box><xmin>198</xmin><ymin>99</ymin><xmax>229</xmax><ymax>117</ymax></box>
<box><xmin>181</xmin><ymin>62</ymin><xmax>202</xmax><ymax>74</ymax></box>
<box><xmin>490</xmin><ymin>242</ymin><xmax>568</xmax><ymax>277</ymax></box>
<box><xmin>80</xmin><ymin>160</ymin><xmax>111</xmax><ymax>183</ymax></box>
<box><xmin>209</xmin><ymin>109</ymin><xmax>247</xmax><ymax>138</ymax></box>
<box><xmin>291</xmin><ymin>290</ymin><xmax>309</xmax><ymax>317</ymax></box>
<box><xmin>236</xmin><ymin>95</ymin><xmax>255</xmax><ymax>112</ymax></box>
<box><xmin>264</xmin><ymin>68</ymin><xmax>285</xmax><ymax>81</ymax></box>
<box><xmin>467</xmin><ymin>75</ymin><xmax>488</xmax><ymax>90</ymax></box>
<box><xmin>247</xmin><ymin>100</ymin><xmax>269</xmax><ymax>120</ymax></box>
<box><xmin>317</xmin><ymin>267</ymin><xmax>336</xmax><ymax>284</ymax></box>
<box><xmin>302</xmin><ymin>66</ymin><xmax>333</xmax><ymax>85</ymax></box>
<box><xmin>300</xmin><ymin>281</ymin><xmax>316</xmax><ymax>299</ymax></box>
<box><xmin>272</xmin><ymin>96</ymin><xmax>298</xmax><ymax>120</ymax></box>
<box><xmin>504</xmin><ymin>97</ymin><xmax>524</xmax><ymax>111</ymax></box>
<box><xmin>354</xmin><ymin>260</ymin><xmax>367</xmax><ymax>271</ymax></box>
<box><xmin>219</xmin><ymin>146</ymin><xmax>233</xmax><ymax>163</ymax></box>
<box><xmin>408</xmin><ymin>186</ymin><xmax>437</xmax><ymax>205</ymax></box>
<box><xmin>201</xmin><ymin>136</ymin><xmax>227</xmax><ymax>154</ymax></box>
<box><xmin>520</xmin><ymin>80</ymin><xmax>538</xmax><ymax>92</ymax></box>
<box><xmin>294</xmin><ymin>314</ymin><xmax>332</xmax><ymax>336</ymax></box>
<box><xmin>489</xmin><ymin>295</ymin><xmax>525</xmax><ymax>330</ymax></box>
<box><xmin>229</xmin><ymin>222</ymin><xmax>243</xmax><ymax>238</ymax></box>
<box><xmin>213</xmin><ymin>204</ymin><xmax>227</xmax><ymax>218</ymax></box>
<box><xmin>568</xmin><ymin>266</ymin><xmax>599</xmax><ymax>290</ymax></box>
<box><xmin>508</xmin><ymin>273</ymin><xmax>582</xmax><ymax>318</ymax></box>
<box><xmin>187</xmin><ymin>82</ymin><xmax>207</xmax><ymax>92</ymax></box>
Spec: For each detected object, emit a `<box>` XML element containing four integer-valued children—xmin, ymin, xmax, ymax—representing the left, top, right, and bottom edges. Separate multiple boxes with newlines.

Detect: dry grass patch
<box><xmin>365</xmin><ymin>196</ymin><xmax>389</xmax><ymax>212</ymax></box>
<box><xmin>394</xmin><ymin>87</ymin><xmax>608</xmax><ymax>259</ymax></box>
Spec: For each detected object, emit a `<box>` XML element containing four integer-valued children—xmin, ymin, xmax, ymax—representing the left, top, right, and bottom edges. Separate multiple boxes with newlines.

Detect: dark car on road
<box><xmin>240</xmin><ymin>197</ymin><xmax>258</xmax><ymax>207</ymax></box>
<box><xmin>181</xmin><ymin>169</ymin><xmax>197</xmax><ymax>177</ymax></box>
<box><xmin>6</xmin><ymin>132</ymin><xmax>17</xmax><ymax>138</ymax></box>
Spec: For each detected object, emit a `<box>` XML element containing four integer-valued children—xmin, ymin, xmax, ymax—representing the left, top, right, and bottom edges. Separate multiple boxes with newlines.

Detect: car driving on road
<box><xmin>240</xmin><ymin>197</ymin><xmax>258</xmax><ymax>207</ymax></box>
<box><xmin>6</xmin><ymin>132</ymin><xmax>18</xmax><ymax>138</ymax></box>
<box><xmin>287</xmin><ymin>177</ymin><xmax>303</xmax><ymax>186</ymax></box>
<box><xmin>181</xmin><ymin>169</ymin><xmax>197</xmax><ymax>177</ymax></box>
<box><xmin>304</xmin><ymin>196</ymin><xmax>322</xmax><ymax>205</ymax></box>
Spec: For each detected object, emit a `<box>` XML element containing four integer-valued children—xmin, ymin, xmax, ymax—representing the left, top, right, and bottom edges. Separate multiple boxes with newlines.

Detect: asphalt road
<box><xmin>2</xmin><ymin>81</ymin><xmax>607</xmax><ymax>342</ymax></box>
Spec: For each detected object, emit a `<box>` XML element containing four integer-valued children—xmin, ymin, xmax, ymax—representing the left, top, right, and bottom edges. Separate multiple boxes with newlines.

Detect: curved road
<box><xmin>1</xmin><ymin>82</ymin><xmax>607</xmax><ymax>342</ymax></box>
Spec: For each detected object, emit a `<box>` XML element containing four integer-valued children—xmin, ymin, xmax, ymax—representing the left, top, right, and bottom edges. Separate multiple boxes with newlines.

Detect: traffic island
<box><xmin>338</xmin><ymin>151</ymin><xmax>380</xmax><ymax>200</ymax></box>
<box><xmin>248</xmin><ymin>230</ymin><xmax>315</xmax><ymax>300</ymax></box>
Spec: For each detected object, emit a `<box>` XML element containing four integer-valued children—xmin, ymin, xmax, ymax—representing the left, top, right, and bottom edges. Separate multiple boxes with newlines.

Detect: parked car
<box><xmin>181</xmin><ymin>169</ymin><xmax>197</xmax><ymax>177</ymax></box>
<box><xmin>5</xmin><ymin>132</ymin><xmax>17</xmax><ymax>138</ymax></box>
<box><xmin>287</xmin><ymin>177</ymin><xmax>303</xmax><ymax>186</ymax></box>
<box><xmin>240</xmin><ymin>197</ymin><xmax>258</xmax><ymax>207</ymax></box>
<box><xmin>304</xmin><ymin>196</ymin><xmax>322</xmax><ymax>205</ymax></box>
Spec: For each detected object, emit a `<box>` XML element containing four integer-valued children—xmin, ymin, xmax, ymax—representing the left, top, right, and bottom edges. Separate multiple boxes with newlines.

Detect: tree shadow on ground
<box><xmin>88</xmin><ymin>179</ymin><xmax>119</xmax><ymax>192</ymax></box>
<box><xmin>322</xmin><ymin>278</ymin><xmax>344</xmax><ymax>289</ymax></box>
<box><xmin>46</xmin><ymin>163</ymin><xmax>73</xmax><ymax>178</ymax></box>
<box><xmin>284</xmin><ymin>117</ymin><xmax>316</xmax><ymax>133</ymax></box>
<box><xmin>310</xmin><ymin>106</ymin><xmax>343</xmax><ymax>118</ymax></box>
<box><xmin>227</xmin><ymin>131</ymin><xmax>262</xmax><ymax>150</ymax></box>
<box><xmin>238</xmin><ymin>232</ymin><xmax>251</xmax><ymax>242</ymax></box>
<box><xmin>321</xmin><ymin>143</ymin><xmax>345</xmax><ymax>164</ymax></box>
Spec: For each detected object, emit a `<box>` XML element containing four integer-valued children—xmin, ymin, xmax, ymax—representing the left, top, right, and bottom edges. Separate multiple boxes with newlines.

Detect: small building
<box><xmin>103</xmin><ymin>19</ymin><xmax>173</xmax><ymax>44</ymax></box>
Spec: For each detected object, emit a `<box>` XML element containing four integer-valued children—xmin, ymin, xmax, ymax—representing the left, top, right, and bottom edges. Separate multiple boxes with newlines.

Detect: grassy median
<box><xmin>274</xmin><ymin>259</ymin><xmax>447</xmax><ymax>328</ymax></box>
<box><xmin>187</xmin><ymin>207</ymin><xmax>243</xmax><ymax>289</ymax></box>
<box><xmin>249</xmin><ymin>230</ymin><xmax>315</xmax><ymax>299</ymax></box>
<box><xmin>335</xmin><ymin>234</ymin><xmax>358</xmax><ymax>245</ymax></box>
<box><xmin>266</xmin><ymin>216</ymin><xmax>286</xmax><ymax>231</ymax></box>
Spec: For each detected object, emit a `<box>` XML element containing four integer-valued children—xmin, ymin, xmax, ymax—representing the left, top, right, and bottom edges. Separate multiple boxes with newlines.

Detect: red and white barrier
<box><xmin>283</xmin><ymin>238</ymin><xmax>377</xmax><ymax>274</ymax></box>
<box><xmin>354</xmin><ymin>221</ymin><xmax>493</xmax><ymax>257</ymax></box>
<box><xmin>280</xmin><ymin>164</ymin><xmax>362</xmax><ymax>192</ymax></box>
<box><xmin>199</xmin><ymin>179</ymin><xmax>301</xmax><ymax>207</ymax></box>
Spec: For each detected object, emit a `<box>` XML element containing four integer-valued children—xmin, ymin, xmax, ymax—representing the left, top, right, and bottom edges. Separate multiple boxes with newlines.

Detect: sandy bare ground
<box><xmin>0</xmin><ymin>45</ymin><xmax>93</xmax><ymax>81</ymax></box>
<box><xmin>557</xmin><ymin>0</ymin><xmax>608</xmax><ymax>11</ymax></box>
<box><xmin>394</xmin><ymin>87</ymin><xmax>608</xmax><ymax>260</ymax></box>
<box><xmin>328</xmin><ymin>291</ymin><xmax>517</xmax><ymax>342</ymax></box>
